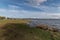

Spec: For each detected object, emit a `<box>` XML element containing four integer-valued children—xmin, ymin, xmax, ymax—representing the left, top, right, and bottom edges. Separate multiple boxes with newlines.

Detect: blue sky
<box><xmin>0</xmin><ymin>0</ymin><xmax>60</xmax><ymax>18</ymax></box>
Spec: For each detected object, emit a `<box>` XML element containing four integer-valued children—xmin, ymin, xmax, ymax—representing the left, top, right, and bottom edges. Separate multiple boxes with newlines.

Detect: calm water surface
<box><xmin>29</xmin><ymin>19</ymin><xmax>60</xmax><ymax>29</ymax></box>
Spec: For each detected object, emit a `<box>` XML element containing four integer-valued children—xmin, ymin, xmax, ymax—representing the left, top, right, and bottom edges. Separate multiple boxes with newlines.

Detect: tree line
<box><xmin>0</xmin><ymin>16</ymin><xmax>6</xmax><ymax>20</ymax></box>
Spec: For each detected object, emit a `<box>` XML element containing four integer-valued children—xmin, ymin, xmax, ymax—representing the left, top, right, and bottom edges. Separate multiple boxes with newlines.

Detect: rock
<box><xmin>36</xmin><ymin>24</ymin><xmax>59</xmax><ymax>32</ymax></box>
<box><xmin>48</xmin><ymin>27</ymin><xmax>59</xmax><ymax>32</ymax></box>
<box><xmin>36</xmin><ymin>24</ymin><xmax>48</xmax><ymax>30</ymax></box>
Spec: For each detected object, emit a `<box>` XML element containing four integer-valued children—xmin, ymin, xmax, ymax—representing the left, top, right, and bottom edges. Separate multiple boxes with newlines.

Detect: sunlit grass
<box><xmin>0</xmin><ymin>19</ymin><xmax>30</xmax><ymax>27</ymax></box>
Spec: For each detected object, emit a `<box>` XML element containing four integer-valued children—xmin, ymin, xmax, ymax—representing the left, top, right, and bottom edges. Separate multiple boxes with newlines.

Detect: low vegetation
<box><xmin>0</xmin><ymin>16</ymin><xmax>6</xmax><ymax>20</ymax></box>
<box><xmin>0</xmin><ymin>18</ymin><xmax>60</xmax><ymax>40</ymax></box>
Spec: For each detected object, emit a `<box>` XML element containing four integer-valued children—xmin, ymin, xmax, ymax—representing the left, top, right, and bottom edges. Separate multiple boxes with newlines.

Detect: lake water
<box><xmin>28</xmin><ymin>19</ymin><xmax>60</xmax><ymax>29</ymax></box>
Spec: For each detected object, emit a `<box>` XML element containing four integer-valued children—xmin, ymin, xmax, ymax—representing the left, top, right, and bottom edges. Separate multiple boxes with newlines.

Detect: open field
<box><xmin>0</xmin><ymin>19</ymin><xmax>30</xmax><ymax>27</ymax></box>
<box><xmin>0</xmin><ymin>19</ymin><xmax>60</xmax><ymax>40</ymax></box>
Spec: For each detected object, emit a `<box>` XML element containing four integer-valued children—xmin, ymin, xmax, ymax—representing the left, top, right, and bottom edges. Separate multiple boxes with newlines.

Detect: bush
<box><xmin>0</xmin><ymin>16</ymin><xmax>6</xmax><ymax>20</ymax></box>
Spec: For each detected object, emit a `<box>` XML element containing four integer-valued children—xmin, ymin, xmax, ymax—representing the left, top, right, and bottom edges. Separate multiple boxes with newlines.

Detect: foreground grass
<box><xmin>0</xmin><ymin>19</ymin><xmax>60</xmax><ymax>40</ymax></box>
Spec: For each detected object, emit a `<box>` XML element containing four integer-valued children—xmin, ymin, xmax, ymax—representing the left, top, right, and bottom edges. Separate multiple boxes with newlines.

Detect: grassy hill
<box><xmin>0</xmin><ymin>19</ymin><xmax>60</xmax><ymax>40</ymax></box>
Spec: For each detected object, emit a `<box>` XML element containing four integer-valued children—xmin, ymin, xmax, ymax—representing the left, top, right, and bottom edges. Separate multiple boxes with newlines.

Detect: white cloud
<box><xmin>35</xmin><ymin>0</ymin><xmax>47</xmax><ymax>5</ymax></box>
<box><xmin>8</xmin><ymin>5</ymin><xmax>20</xmax><ymax>10</ymax></box>
<box><xmin>0</xmin><ymin>5</ymin><xmax>60</xmax><ymax>18</ymax></box>
<box><xmin>26</xmin><ymin>0</ymin><xmax>47</xmax><ymax>6</ymax></box>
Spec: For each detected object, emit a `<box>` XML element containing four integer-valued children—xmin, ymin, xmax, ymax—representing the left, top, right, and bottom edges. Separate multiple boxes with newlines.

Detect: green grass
<box><xmin>0</xmin><ymin>19</ymin><xmax>60</xmax><ymax>40</ymax></box>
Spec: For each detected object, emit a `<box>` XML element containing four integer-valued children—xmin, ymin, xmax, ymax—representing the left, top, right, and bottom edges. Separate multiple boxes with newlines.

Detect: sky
<box><xmin>0</xmin><ymin>0</ymin><xmax>60</xmax><ymax>18</ymax></box>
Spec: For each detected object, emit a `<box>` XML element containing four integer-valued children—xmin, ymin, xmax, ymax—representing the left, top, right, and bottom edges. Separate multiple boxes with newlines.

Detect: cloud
<box><xmin>25</xmin><ymin>0</ymin><xmax>47</xmax><ymax>6</ymax></box>
<box><xmin>0</xmin><ymin>8</ymin><xmax>60</xmax><ymax>19</ymax></box>
<box><xmin>0</xmin><ymin>0</ymin><xmax>60</xmax><ymax>18</ymax></box>
<box><xmin>8</xmin><ymin>5</ymin><xmax>20</xmax><ymax>10</ymax></box>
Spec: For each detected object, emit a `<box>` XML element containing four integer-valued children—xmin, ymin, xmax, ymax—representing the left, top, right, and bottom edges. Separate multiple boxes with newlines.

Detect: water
<box><xmin>28</xmin><ymin>19</ymin><xmax>60</xmax><ymax>29</ymax></box>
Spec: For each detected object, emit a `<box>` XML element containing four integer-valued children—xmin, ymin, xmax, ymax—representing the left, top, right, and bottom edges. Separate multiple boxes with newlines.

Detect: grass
<box><xmin>0</xmin><ymin>19</ymin><xmax>30</xmax><ymax>27</ymax></box>
<box><xmin>0</xmin><ymin>19</ymin><xmax>60</xmax><ymax>40</ymax></box>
